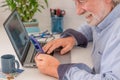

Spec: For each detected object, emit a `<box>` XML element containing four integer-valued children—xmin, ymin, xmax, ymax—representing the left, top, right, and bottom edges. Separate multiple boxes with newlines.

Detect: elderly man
<box><xmin>35</xmin><ymin>0</ymin><xmax>120</xmax><ymax>80</ymax></box>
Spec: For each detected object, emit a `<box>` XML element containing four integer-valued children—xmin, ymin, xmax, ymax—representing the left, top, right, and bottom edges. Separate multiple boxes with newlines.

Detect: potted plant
<box><xmin>1</xmin><ymin>0</ymin><xmax>48</xmax><ymax>32</ymax></box>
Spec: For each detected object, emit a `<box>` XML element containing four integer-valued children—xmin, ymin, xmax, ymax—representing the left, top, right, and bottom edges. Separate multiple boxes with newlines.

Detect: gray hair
<box><xmin>113</xmin><ymin>0</ymin><xmax>120</xmax><ymax>6</ymax></box>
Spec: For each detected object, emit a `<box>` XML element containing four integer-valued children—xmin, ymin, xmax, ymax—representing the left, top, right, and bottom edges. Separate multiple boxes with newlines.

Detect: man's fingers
<box><xmin>47</xmin><ymin>43</ymin><xmax>61</xmax><ymax>54</ymax></box>
<box><xmin>43</xmin><ymin>42</ymin><xmax>53</xmax><ymax>53</ymax></box>
<box><xmin>43</xmin><ymin>40</ymin><xmax>62</xmax><ymax>54</ymax></box>
<box><xmin>60</xmin><ymin>45</ymin><xmax>71</xmax><ymax>54</ymax></box>
<box><xmin>34</xmin><ymin>54</ymin><xmax>47</xmax><ymax>67</ymax></box>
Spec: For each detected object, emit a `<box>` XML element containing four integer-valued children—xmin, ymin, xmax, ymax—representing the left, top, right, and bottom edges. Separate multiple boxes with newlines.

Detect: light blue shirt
<box><xmin>64</xmin><ymin>4</ymin><xmax>120</xmax><ymax>80</ymax></box>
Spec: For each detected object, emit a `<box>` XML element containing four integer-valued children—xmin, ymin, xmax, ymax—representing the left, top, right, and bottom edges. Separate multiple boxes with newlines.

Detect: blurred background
<box><xmin>0</xmin><ymin>0</ymin><xmax>85</xmax><ymax>31</ymax></box>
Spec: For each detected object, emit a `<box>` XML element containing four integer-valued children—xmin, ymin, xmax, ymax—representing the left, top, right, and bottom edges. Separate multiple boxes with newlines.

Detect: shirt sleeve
<box><xmin>60</xmin><ymin>29</ymin><xmax>88</xmax><ymax>47</ymax></box>
<box><xmin>58</xmin><ymin>63</ymin><xmax>120</xmax><ymax>80</ymax></box>
<box><xmin>77</xmin><ymin>23</ymin><xmax>93</xmax><ymax>42</ymax></box>
<box><xmin>58</xmin><ymin>31</ymin><xmax>120</xmax><ymax>80</ymax></box>
<box><xmin>60</xmin><ymin>23</ymin><xmax>93</xmax><ymax>47</ymax></box>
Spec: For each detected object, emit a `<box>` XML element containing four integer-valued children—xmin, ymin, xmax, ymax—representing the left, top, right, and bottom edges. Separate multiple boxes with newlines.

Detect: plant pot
<box><xmin>23</xmin><ymin>20</ymin><xmax>40</xmax><ymax>33</ymax></box>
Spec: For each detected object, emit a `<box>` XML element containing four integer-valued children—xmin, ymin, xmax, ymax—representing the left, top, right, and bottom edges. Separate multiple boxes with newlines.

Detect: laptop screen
<box><xmin>4</xmin><ymin>10</ymin><xmax>30</xmax><ymax>62</ymax></box>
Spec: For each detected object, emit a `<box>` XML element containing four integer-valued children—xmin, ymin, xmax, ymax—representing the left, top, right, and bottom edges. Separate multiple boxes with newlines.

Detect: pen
<box><xmin>50</xmin><ymin>8</ymin><xmax>66</xmax><ymax>17</ymax></box>
<box><xmin>29</xmin><ymin>35</ymin><xmax>44</xmax><ymax>53</ymax></box>
<box><xmin>50</xmin><ymin>8</ymin><xmax>55</xmax><ymax>17</ymax></box>
<box><xmin>60</xmin><ymin>10</ymin><xmax>65</xmax><ymax>17</ymax></box>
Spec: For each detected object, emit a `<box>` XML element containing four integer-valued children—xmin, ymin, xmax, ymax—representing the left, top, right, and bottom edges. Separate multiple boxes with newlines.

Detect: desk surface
<box><xmin>0</xmin><ymin>26</ymin><xmax>93</xmax><ymax>80</ymax></box>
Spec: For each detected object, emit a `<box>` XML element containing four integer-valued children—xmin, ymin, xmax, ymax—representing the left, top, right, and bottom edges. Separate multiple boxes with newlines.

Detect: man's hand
<box><xmin>43</xmin><ymin>36</ymin><xmax>76</xmax><ymax>55</ymax></box>
<box><xmin>34</xmin><ymin>53</ymin><xmax>60</xmax><ymax>78</ymax></box>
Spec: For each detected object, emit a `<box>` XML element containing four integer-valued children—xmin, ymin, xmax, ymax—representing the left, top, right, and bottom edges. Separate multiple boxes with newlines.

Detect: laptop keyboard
<box><xmin>30</xmin><ymin>42</ymin><xmax>62</xmax><ymax>63</ymax></box>
<box><xmin>30</xmin><ymin>49</ymin><xmax>37</xmax><ymax>63</ymax></box>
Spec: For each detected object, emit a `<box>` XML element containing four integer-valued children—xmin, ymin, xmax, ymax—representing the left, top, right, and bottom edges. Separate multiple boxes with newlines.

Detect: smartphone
<box><xmin>29</xmin><ymin>35</ymin><xmax>44</xmax><ymax>53</ymax></box>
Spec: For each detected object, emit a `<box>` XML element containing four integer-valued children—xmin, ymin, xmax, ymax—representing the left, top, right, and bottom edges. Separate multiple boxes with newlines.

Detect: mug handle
<box><xmin>13</xmin><ymin>60</ymin><xmax>20</xmax><ymax>72</ymax></box>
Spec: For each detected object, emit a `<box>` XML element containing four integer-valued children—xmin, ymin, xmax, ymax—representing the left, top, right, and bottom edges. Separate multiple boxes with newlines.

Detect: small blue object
<box><xmin>40</xmin><ymin>33</ymin><xmax>45</xmax><ymax>38</ymax></box>
<box><xmin>29</xmin><ymin>35</ymin><xmax>44</xmax><ymax>53</ymax></box>
<box><xmin>25</xmin><ymin>27</ymin><xmax>40</xmax><ymax>33</ymax></box>
<box><xmin>16</xmin><ymin>69</ymin><xmax>24</xmax><ymax>73</ymax></box>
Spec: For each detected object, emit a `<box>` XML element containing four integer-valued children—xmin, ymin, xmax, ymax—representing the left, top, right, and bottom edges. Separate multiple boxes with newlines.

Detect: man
<box><xmin>35</xmin><ymin>0</ymin><xmax>120</xmax><ymax>80</ymax></box>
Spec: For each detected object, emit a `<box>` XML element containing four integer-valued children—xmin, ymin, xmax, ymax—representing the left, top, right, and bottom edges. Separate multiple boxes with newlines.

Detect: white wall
<box><xmin>0</xmin><ymin>0</ymin><xmax>10</xmax><ymax>27</ymax></box>
<box><xmin>0</xmin><ymin>0</ymin><xmax>85</xmax><ymax>32</ymax></box>
<box><xmin>34</xmin><ymin>0</ymin><xmax>85</xmax><ymax>31</ymax></box>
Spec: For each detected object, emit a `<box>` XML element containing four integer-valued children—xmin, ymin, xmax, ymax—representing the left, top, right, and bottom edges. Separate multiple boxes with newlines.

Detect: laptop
<box><xmin>3</xmin><ymin>10</ymin><xmax>71</xmax><ymax>68</ymax></box>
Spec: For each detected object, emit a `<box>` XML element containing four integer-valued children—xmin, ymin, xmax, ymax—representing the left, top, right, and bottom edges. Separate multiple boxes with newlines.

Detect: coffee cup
<box><xmin>1</xmin><ymin>54</ymin><xmax>20</xmax><ymax>73</ymax></box>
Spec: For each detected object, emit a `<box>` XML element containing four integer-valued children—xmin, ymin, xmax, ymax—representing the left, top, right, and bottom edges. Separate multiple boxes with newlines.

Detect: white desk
<box><xmin>0</xmin><ymin>26</ymin><xmax>93</xmax><ymax>80</ymax></box>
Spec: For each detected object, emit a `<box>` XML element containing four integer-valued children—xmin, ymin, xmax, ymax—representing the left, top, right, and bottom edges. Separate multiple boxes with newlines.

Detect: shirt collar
<box><xmin>96</xmin><ymin>4</ymin><xmax>120</xmax><ymax>32</ymax></box>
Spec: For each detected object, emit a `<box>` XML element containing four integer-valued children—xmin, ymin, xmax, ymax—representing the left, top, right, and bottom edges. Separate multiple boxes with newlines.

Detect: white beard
<box><xmin>83</xmin><ymin>11</ymin><xmax>102</xmax><ymax>26</ymax></box>
<box><xmin>88</xmin><ymin>14</ymin><xmax>101</xmax><ymax>26</ymax></box>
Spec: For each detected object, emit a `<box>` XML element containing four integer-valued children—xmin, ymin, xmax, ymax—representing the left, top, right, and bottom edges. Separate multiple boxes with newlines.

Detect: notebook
<box><xmin>3</xmin><ymin>10</ymin><xmax>71</xmax><ymax>68</ymax></box>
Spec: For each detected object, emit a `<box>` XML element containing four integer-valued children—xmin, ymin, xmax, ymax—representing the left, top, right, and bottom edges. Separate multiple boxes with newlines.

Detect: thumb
<box><xmin>35</xmin><ymin>54</ymin><xmax>44</xmax><ymax>60</ymax></box>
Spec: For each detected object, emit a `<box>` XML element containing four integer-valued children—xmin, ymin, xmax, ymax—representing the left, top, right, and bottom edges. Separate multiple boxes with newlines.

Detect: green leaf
<box><xmin>1</xmin><ymin>0</ymin><xmax>48</xmax><ymax>22</ymax></box>
<box><xmin>0</xmin><ymin>4</ymin><xmax>8</xmax><ymax>7</ymax></box>
<box><xmin>44</xmin><ymin>0</ymin><xmax>48</xmax><ymax>7</ymax></box>
<box><xmin>38</xmin><ymin>9</ymin><xmax>42</xmax><ymax>12</ymax></box>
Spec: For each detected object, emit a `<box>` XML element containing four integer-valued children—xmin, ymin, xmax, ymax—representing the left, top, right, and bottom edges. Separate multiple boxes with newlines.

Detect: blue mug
<box><xmin>1</xmin><ymin>54</ymin><xmax>20</xmax><ymax>73</ymax></box>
